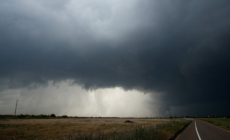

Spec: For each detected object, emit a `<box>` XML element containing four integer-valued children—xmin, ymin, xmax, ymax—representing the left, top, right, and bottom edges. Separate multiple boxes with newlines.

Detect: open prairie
<box><xmin>0</xmin><ymin>118</ymin><xmax>171</xmax><ymax>125</ymax></box>
<box><xmin>199</xmin><ymin>118</ymin><xmax>230</xmax><ymax>131</ymax></box>
<box><xmin>0</xmin><ymin>118</ymin><xmax>187</xmax><ymax>139</ymax></box>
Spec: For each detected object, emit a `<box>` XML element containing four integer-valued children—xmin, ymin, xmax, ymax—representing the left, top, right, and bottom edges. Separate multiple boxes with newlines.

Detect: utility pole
<box><xmin>158</xmin><ymin>108</ymin><xmax>161</xmax><ymax>119</ymax></box>
<box><xmin>14</xmin><ymin>100</ymin><xmax>18</xmax><ymax>118</ymax></box>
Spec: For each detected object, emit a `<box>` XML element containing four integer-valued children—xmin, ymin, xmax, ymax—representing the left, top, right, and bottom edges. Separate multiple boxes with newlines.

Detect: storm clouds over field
<box><xmin>0</xmin><ymin>0</ymin><xmax>230</xmax><ymax>117</ymax></box>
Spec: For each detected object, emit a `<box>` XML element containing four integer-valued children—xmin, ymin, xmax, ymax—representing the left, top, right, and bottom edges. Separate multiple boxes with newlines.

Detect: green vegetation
<box><xmin>62</xmin><ymin>126</ymin><xmax>167</xmax><ymax>140</ymax></box>
<box><xmin>0</xmin><ymin>119</ymin><xmax>191</xmax><ymax>140</ymax></box>
<box><xmin>200</xmin><ymin>118</ymin><xmax>230</xmax><ymax>131</ymax></box>
<box><xmin>53</xmin><ymin>121</ymin><xmax>190</xmax><ymax>140</ymax></box>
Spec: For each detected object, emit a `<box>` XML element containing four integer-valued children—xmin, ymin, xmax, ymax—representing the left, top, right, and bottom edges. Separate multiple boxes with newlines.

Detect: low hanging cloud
<box><xmin>0</xmin><ymin>0</ymin><xmax>230</xmax><ymax>116</ymax></box>
<box><xmin>0</xmin><ymin>81</ymin><xmax>154</xmax><ymax>117</ymax></box>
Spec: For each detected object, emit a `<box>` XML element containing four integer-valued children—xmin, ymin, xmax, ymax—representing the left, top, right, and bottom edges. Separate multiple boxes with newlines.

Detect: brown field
<box><xmin>0</xmin><ymin>118</ymin><xmax>173</xmax><ymax>139</ymax></box>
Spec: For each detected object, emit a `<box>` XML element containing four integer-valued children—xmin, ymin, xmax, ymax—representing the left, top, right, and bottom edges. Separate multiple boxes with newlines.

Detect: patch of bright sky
<box><xmin>0</xmin><ymin>81</ymin><xmax>155</xmax><ymax>117</ymax></box>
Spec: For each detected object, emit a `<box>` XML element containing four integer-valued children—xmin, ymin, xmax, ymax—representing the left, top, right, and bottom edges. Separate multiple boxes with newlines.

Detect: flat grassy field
<box><xmin>199</xmin><ymin>118</ymin><xmax>230</xmax><ymax>131</ymax></box>
<box><xmin>0</xmin><ymin>118</ymin><xmax>190</xmax><ymax>140</ymax></box>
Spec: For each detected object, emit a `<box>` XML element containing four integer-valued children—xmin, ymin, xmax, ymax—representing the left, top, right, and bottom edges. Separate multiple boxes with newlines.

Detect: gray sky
<box><xmin>0</xmin><ymin>0</ymin><xmax>230</xmax><ymax>117</ymax></box>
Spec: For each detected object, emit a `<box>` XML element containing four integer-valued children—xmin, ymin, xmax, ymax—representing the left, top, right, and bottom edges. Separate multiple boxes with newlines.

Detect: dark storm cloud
<box><xmin>1</xmin><ymin>0</ymin><xmax>230</xmax><ymax>116</ymax></box>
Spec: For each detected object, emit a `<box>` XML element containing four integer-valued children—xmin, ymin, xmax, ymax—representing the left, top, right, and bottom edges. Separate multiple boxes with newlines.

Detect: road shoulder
<box><xmin>175</xmin><ymin>120</ymin><xmax>199</xmax><ymax>140</ymax></box>
<box><xmin>199</xmin><ymin>119</ymin><xmax>230</xmax><ymax>133</ymax></box>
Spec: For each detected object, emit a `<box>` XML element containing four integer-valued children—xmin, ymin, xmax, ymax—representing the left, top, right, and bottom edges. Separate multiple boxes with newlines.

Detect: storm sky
<box><xmin>1</xmin><ymin>0</ymin><xmax>230</xmax><ymax>117</ymax></box>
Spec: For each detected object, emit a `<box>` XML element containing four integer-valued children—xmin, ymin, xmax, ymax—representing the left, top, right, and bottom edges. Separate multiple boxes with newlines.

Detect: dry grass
<box><xmin>0</xmin><ymin>118</ymin><xmax>172</xmax><ymax>139</ymax></box>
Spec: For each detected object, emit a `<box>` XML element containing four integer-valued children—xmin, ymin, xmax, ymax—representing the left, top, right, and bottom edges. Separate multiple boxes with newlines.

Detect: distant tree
<box><xmin>18</xmin><ymin>114</ymin><xmax>26</xmax><ymax>118</ymax></box>
<box><xmin>51</xmin><ymin>114</ymin><xmax>56</xmax><ymax>117</ymax></box>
